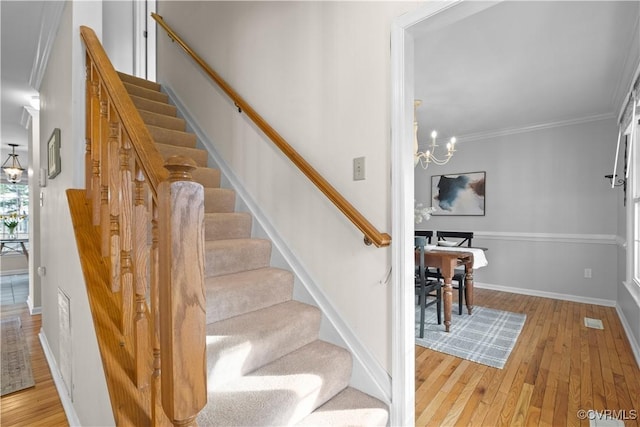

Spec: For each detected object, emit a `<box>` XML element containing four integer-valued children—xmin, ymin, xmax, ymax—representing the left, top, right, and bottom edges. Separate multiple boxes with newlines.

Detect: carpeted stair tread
<box><xmin>197</xmin><ymin>340</ymin><xmax>352</xmax><ymax>426</ymax></box>
<box><xmin>117</xmin><ymin>72</ymin><xmax>386</xmax><ymax>425</ymax></box>
<box><xmin>205</xmin><ymin>300</ymin><xmax>321</xmax><ymax>387</ymax></box>
<box><xmin>156</xmin><ymin>142</ymin><xmax>208</xmax><ymax>167</ymax></box>
<box><xmin>139</xmin><ymin>110</ymin><xmax>186</xmax><ymax>131</ymax></box>
<box><xmin>147</xmin><ymin>125</ymin><xmax>197</xmax><ymax>149</ymax></box>
<box><xmin>205</xmin><ymin>267</ymin><xmax>294</xmax><ymax>323</ymax></box>
<box><xmin>295</xmin><ymin>387</ymin><xmax>389</xmax><ymax>426</ymax></box>
<box><xmin>193</xmin><ymin>167</ymin><xmax>221</xmax><ymax>188</ymax></box>
<box><xmin>204</xmin><ymin>188</ymin><xmax>235</xmax><ymax>212</ymax></box>
<box><xmin>204</xmin><ymin>238</ymin><xmax>272</xmax><ymax>278</ymax></box>
<box><xmin>130</xmin><ymin>94</ymin><xmax>177</xmax><ymax>117</ymax></box>
<box><xmin>205</xmin><ymin>212</ymin><xmax>252</xmax><ymax>240</ymax></box>
<box><xmin>117</xmin><ymin>71</ymin><xmax>161</xmax><ymax>92</ymax></box>
<box><xmin>123</xmin><ymin>81</ymin><xmax>169</xmax><ymax>103</ymax></box>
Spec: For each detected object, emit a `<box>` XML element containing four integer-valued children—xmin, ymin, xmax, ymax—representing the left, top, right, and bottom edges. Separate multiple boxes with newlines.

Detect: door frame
<box><xmin>390</xmin><ymin>2</ymin><xmax>500</xmax><ymax>424</ymax></box>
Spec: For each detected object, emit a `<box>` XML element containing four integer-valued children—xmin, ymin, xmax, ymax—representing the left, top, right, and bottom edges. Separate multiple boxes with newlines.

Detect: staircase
<box><xmin>117</xmin><ymin>72</ymin><xmax>389</xmax><ymax>426</ymax></box>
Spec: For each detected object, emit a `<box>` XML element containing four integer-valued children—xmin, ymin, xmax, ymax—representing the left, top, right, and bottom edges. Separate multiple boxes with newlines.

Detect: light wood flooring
<box><xmin>416</xmin><ymin>288</ymin><xmax>640</xmax><ymax>426</ymax></box>
<box><xmin>2</xmin><ymin>288</ymin><xmax>639</xmax><ymax>426</ymax></box>
<box><xmin>0</xmin><ymin>303</ymin><xmax>68</xmax><ymax>426</ymax></box>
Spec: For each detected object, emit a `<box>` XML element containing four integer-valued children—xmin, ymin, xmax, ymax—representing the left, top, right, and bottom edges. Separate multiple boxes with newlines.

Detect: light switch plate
<box><xmin>353</xmin><ymin>157</ymin><xmax>365</xmax><ymax>181</ymax></box>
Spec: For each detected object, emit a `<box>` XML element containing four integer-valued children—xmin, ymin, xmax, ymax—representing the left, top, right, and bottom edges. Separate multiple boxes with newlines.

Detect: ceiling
<box><xmin>412</xmin><ymin>1</ymin><xmax>639</xmax><ymax>144</ymax></box>
<box><xmin>1</xmin><ymin>1</ymin><xmax>639</xmax><ymax>171</ymax></box>
<box><xmin>1</xmin><ymin>0</ymin><xmax>46</xmax><ymax>166</ymax></box>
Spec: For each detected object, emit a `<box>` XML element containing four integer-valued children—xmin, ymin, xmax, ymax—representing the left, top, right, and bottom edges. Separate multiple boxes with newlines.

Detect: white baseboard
<box><xmin>475</xmin><ymin>281</ymin><xmax>617</xmax><ymax>307</ymax></box>
<box><xmin>615</xmin><ymin>304</ymin><xmax>640</xmax><ymax>369</ymax></box>
<box><xmin>27</xmin><ymin>296</ymin><xmax>42</xmax><ymax>315</ymax></box>
<box><xmin>38</xmin><ymin>330</ymin><xmax>81</xmax><ymax>426</ymax></box>
<box><xmin>164</xmin><ymin>86</ymin><xmax>392</xmax><ymax>403</ymax></box>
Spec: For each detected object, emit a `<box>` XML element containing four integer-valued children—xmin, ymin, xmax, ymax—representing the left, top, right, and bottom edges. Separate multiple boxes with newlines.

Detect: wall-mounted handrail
<box><xmin>151</xmin><ymin>13</ymin><xmax>391</xmax><ymax>248</ymax></box>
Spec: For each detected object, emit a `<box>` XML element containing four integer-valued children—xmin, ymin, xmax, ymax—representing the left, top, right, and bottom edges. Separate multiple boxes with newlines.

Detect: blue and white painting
<box><xmin>431</xmin><ymin>172</ymin><xmax>485</xmax><ymax>216</ymax></box>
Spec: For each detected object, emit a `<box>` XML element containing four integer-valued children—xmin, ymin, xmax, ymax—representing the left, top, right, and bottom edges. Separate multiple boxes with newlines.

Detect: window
<box><xmin>0</xmin><ymin>183</ymin><xmax>29</xmax><ymax>236</ymax></box>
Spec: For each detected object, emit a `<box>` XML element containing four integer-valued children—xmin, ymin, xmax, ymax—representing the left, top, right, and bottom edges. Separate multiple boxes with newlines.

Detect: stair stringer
<box><xmin>163</xmin><ymin>85</ymin><xmax>392</xmax><ymax>407</ymax></box>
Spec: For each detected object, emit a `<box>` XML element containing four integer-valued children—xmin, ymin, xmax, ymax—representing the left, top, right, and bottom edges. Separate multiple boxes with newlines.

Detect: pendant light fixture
<box><xmin>2</xmin><ymin>144</ymin><xmax>25</xmax><ymax>183</ymax></box>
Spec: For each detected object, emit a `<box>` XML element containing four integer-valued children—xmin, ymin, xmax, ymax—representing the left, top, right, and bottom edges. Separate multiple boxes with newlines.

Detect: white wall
<box><xmin>102</xmin><ymin>0</ymin><xmax>134</xmax><ymax>74</ymax></box>
<box><xmin>417</xmin><ymin>118</ymin><xmax>620</xmax><ymax>304</ymax></box>
<box><xmin>39</xmin><ymin>1</ymin><xmax>114</xmax><ymax>424</ymax></box>
<box><xmin>156</xmin><ymin>1</ymin><xmax>417</xmax><ymax>371</ymax></box>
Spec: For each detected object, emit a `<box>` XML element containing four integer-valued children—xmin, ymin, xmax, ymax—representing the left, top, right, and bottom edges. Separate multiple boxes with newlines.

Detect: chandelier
<box><xmin>414</xmin><ymin>100</ymin><xmax>457</xmax><ymax>169</ymax></box>
<box><xmin>2</xmin><ymin>144</ymin><xmax>25</xmax><ymax>183</ymax></box>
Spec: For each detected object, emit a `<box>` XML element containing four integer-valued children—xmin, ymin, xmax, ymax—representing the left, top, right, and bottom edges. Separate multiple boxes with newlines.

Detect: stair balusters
<box><xmin>81</xmin><ymin>25</ymin><xmax>206</xmax><ymax>426</ymax></box>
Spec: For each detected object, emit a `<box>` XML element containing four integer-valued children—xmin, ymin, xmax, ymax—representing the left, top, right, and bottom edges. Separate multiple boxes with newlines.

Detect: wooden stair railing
<box><xmin>80</xmin><ymin>26</ymin><xmax>206</xmax><ymax>426</ymax></box>
<box><xmin>151</xmin><ymin>13</ymin><xmax>391</xmax><ymax>248</ymax></box>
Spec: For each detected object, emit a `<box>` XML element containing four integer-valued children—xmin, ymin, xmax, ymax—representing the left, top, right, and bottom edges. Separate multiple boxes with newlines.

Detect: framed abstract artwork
<box><xmin>430</xmin><ymin>171</ymin><xmax>486</xmax><ymax>216</ymax></box>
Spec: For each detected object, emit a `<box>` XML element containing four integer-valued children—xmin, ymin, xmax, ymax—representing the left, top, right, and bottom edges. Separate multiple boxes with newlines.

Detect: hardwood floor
<box><xmin>0</xmin><ymin>303</ymin><xmax>68</xmax><ymax>426</ymax></box>
<box><xmin>2</xmin><ymin>287</ymin><xmax>638</xmax><ymax>427</ymax></box>
<box><xmin>415</xmin><ymin>288</ymin><xmax>640</xmax><ymax>427</ymax></box>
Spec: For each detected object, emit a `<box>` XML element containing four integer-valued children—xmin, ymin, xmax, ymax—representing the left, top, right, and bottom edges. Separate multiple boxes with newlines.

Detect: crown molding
<box><xmin>456</xmin><ymin>112</ymin><xmax>615</xmax><ymax>144</ymax></box>
<box><xmin>612</xmin><ymin>13</ymin><xmax>640</xmax><ymax>115</ymax></box>
<box><xmin>29</xmin><ymin>1</ymin><xmax>65</xmax><ymax>91</ymax></box>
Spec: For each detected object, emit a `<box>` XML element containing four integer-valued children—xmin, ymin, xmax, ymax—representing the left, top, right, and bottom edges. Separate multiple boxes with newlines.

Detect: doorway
<box><xmin>389</xmin><ymin>2</ymin><xmax>500</xmax><ymax>425</ymax></box>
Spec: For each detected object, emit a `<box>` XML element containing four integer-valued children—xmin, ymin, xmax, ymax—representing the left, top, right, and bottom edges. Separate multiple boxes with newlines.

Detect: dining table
<box><xmin>419</xmin><ymin>245</ymin><xmax>488</xmax><ymax>332</ymax></box>
<box><xmin>0</xmin><ymin>237</ymin><xmax>29</xmax><ymax>260</ymax></box>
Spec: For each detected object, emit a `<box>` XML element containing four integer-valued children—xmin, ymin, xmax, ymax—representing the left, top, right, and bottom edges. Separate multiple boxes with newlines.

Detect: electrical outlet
<box><xmin>353</xmin><ymin>157</ymin><xmax>365</xmax><ymax>181</ymax></box>
<box><xmin>584</xmin><ymin>268</ymin><xmax>592</xmax><ymax>279</ymax></box>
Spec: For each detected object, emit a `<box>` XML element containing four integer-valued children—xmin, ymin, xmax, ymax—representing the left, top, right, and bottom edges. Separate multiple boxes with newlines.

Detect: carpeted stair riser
<box><xmin>204</xmin><ymin>188</ymin><xmax>235</xmax><ymax>213</ymax></box>
<box><xmin>117</xmin><ymin>72</ymin><xmax>390</xmax><ymax>426</ymax></box>
<box><xmin>192</xmin><ymin>168</ymin><xmax>221</xmax><ymax>189</ymax></box>
<box><xmin>197</xmin><ymin>340</ymin><xmax>352</xmax><ymax>426</ymax></box>
<box><xmin>130</xmin><ymin>94</ymin><xmax>177</xmax><ymax>117</ymax></box>
<box><xmin>147</xmin><ymin>125</ymin><xmax>197</xmax><ymax>149</ymax></box>
<box><xmin>205</xmin><ymin>267</ymin><xmax>294</xmax><ymax>323</ymax></box>
<box><xmin>117</xmin><ymin>71</ymin><xmax>161</xmax><ymax>92</ymax></box>
<box><xmin>295</xmin><ymin>387</ymin><xmax>389</xmax><ymax>426</ymax></box>
<box><xmin>205</xmin><ymin>300</ymin><xmax>321</xmax><ymax>386</ymax></box>
<box><xmin>204</xmin><ymin>238</ymin><xmax>272</xmax><ymax>278</ymax></box>
<box><xmin>156</xmin><ymin>143</ymin><xmax>209</xmax><ymax>167</ymax></box>
<box><xmin>139</xmin><ymin>110</ymin><xmax>186</xmax><ymax>132</ymax></box>
<box><xmin>205</xmin><ymin>213</ymin><xmax>252</xmax><ymax>240</ymax></box>
<box><xmin>123</xmin><ymin>81</ymin><xmax>169</xmax><ymax>103</ymax></box>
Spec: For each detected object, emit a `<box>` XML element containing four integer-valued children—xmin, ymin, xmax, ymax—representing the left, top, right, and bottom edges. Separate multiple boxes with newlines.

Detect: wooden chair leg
<box><xmin>419</xmin><ymin>283</ymin><xmax>427</xmax><ymax>338</ymax></box>
<box><xmin>436</xmin><ymin>288</ymin><xmax>442</xmax><ymax>325</ymax></box>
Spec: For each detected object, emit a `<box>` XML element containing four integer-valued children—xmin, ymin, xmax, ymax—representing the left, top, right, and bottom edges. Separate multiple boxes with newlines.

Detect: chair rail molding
<box><xmin>474</xmin><ymin>231</ymin><xmax>618</xmax><ymax>245</ymax></box>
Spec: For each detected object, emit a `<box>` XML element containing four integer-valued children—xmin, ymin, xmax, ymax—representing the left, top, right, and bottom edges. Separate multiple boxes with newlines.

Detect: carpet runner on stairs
<box><xmin>117</xmin><ymin>72</ymin><xmax>389</xmax><ymax>426</ymax></box>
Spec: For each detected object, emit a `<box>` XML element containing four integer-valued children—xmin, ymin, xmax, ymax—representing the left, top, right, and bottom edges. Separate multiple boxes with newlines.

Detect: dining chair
<box><xmin>415</xmin><ymin>236</ymin><xmax>442</xmax><ymax>338</ymax></box>
<box><xmin>436</xmin><ymin>231</ymin><xmax>473</xmax><ymax>247</ymax></box>
<box><xmin>427</xmin><ymin>231</ymin><xmax>474</xmax><ymax>315</ymax></box>
<box><xmin>415</xmin><ymin>230</ymin><xmax>434</xmax><ymax>242</ymax></box>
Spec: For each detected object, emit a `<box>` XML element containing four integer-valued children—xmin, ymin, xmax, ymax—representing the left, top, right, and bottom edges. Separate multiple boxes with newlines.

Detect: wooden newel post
<box><xmin>158</xmin><ymin>155</ymin><xmax>207</xmax><ymax>426</ymax></box>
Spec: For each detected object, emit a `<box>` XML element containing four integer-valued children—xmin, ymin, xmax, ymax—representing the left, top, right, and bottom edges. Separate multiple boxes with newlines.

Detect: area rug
<box><xmin>415</xmin><ymin>305</ymin><xmax>526</xmax><ymax>369</ymax></box>
<box><xmin>1</xmin><ymin>316</ymin><xmax>35</xmax><ymax>395</ymax></box>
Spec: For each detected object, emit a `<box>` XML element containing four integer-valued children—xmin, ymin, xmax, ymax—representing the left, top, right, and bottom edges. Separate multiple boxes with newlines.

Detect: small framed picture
<box><xmin>47</xmin><ymin>128</ymin><xmax>61</xmax><ymax>179</ymax></box>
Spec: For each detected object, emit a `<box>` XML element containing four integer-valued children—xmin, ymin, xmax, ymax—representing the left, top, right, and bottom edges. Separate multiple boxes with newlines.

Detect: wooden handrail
<box><xmin>80</xmin><ymin>26</ymin><xmax>168</xmax><ymax>195</ymax></box>
<box><xmin>151</xmin><ymin>13</ymin><xmax>391</xmax><ymax>248</ymax></box>
<box><xmin>81</xmin><ymin>25</ymin><xmax>206</xmax><ymax>426</ymax></box>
